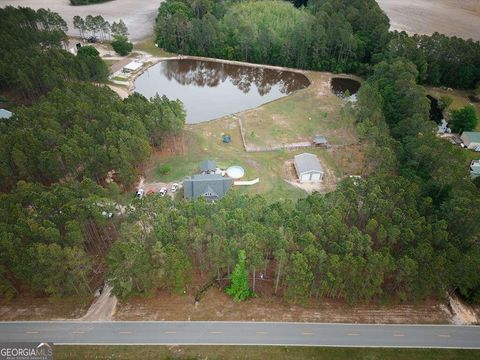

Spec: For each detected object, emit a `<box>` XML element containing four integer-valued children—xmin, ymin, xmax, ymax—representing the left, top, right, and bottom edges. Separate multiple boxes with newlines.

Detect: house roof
<box><xmin>463</xmin><ymin>132</ymin><xmax>480</xmax><ymax>143</ymax></box>
<box><xmin>0</xmin><ymin>109</ymin><xmax>12</xmax><ymax>119</ymax></box>
<box><xmin>294</xmin><ymin>153</ymin><xmax>324</xmax><ymax>174</ymax></box>
<box><xmin>200</xmin><ymin>160</ymin><xmax>216</xmax><ymax>172</ymax></box>
<box><xmin>184</xmin><ymin>173</ymin><xmax>232</xmax><ymax>200</ymax></box>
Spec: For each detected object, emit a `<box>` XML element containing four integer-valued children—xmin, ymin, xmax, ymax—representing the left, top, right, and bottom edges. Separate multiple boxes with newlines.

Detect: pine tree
<box><xmin>226</xmin><ymin>250</ymin><xmax>253</xmax><ymax>302</ymax></box>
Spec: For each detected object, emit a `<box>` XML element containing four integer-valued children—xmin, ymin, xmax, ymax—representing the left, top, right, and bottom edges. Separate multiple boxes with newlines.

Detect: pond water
<box><xmin>330</xmin><ymin>77</ymin><xmax>361</xmax><ymax>97</ymax></box>
<box><xmin>134</xmin><ymin>59</ymin><xmax>311</xmax><ymax>124</ymax></box>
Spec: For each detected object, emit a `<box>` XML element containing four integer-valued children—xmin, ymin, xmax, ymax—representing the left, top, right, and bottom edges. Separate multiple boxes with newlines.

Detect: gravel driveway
<box><xmin>0</xmin><ymin>0</ymin><xmax>164</xmax><ymax>41</ymax></box>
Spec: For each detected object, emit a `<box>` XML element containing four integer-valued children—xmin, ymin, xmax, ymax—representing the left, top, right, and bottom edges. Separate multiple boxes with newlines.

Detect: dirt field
<box><xmin>115</xmin><ymin>286</ymin><xmax>451</xmax><ymax>324</ymax></box>
<box><xmin>377</xmin><ymin>0</ymin><xmax>480</xmax><ymax>41</ymax></box>
<box><xmin>0</xmin><ymin>0</ymin><xmax>164</xmax><ymax>42</ymax></box>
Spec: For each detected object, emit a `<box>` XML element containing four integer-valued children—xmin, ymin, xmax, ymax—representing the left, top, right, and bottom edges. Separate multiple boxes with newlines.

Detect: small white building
<box><xmin>294</xmin><ymin>153</ymin><xmax>324</xmax><ymax>183</ymax></box>
<box><xmin>123</xmin><ymin>61</ymin><xmax>143</xmax><ymax>73</ymax></box>
<box><xmin>0</xmin><ymin>109</ymin><xmax>13</xmax><ymax>120</ymax></box>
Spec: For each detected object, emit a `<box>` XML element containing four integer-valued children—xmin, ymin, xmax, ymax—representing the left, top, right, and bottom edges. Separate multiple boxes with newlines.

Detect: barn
<box><xmin>294</xmin><ymin>153</ymin><xmax>324</xmax><ymax>183</ymax></box>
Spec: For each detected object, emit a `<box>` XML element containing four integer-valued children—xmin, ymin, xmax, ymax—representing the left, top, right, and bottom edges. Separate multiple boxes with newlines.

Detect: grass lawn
<box><xmin>134</xmin><ymin>37</ymin><xmax>177</xmax><ymax>58</ymax></box>
<box><xmin>240</xmin><ymin>72</ymin><xmax>359</xmax><ymax>149</ymax></box>
<box><xmin>55</xmin><ymin>345</ymin><xmax>480</xmax><ymax>360</ymax></box>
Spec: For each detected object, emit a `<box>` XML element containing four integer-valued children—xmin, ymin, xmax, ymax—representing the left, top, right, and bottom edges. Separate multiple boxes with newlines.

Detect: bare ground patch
<box><xmin>114</xmin><ymin>286</ymin><xmax>451</xmax><ymax>324</ymax></box>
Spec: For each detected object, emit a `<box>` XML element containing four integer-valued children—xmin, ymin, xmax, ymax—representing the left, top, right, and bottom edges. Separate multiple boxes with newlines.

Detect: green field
<box><xmin>55</xmin><ymin>345</ymin><xmax>480</xmax><ymax>360</ymax></box>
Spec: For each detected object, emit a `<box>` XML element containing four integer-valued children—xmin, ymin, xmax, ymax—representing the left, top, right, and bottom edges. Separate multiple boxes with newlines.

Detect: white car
<box><xmin>135</xmin><ymin>189</ymin><xmax>145</xmax><ymax>198</ymax></box>
<box><xmin>159</xmin><ymin>187</ymin><xmax>167</xmax><ymax>197</ymax></box>
<box><xmin>171</xmin><ymin>183</ymin><xmax>179</xmax><ymax>193</ymax></box>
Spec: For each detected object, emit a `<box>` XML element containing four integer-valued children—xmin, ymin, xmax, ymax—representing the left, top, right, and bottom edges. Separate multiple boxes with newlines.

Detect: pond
<box><xmin>331</xmin><ymin>77</ymin><xmax>361</xmax><ymax>98</ymax></box>
<box><xmin>133</xmin><ymin>59</ymin><xmax>311</xmax><ymax>124</ymax></box>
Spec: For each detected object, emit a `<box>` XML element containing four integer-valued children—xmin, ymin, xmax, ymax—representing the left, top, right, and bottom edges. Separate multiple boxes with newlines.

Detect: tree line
<box><xmin>0</xmin><ymin>6</ymin><xmax>110</xmax><ymax>100</ymax></box>
<box><xmin>155</xmin><ymin>0</ymin><xmax>480</xmax><ymax>89</ymax></box>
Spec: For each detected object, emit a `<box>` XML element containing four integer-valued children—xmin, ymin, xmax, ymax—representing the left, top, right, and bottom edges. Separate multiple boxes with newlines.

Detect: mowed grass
<box><xmin>145</xmin><ymin>115</ymin><xmax>360</xmax><ymax>203</ymax></box>
<box><xmin>240</xmin><ymin>71</ymin><xmax>359</xmax><ymax>148</ymax></box>
<box><xmin>134</xmin><ymin>37</ymin><xmax>177</xmax><ymax>58</ymax></box>
<box><xmin>55</xmin><ymin>345</ymin><xmax>480</xmax><ymax>360</ymax></box>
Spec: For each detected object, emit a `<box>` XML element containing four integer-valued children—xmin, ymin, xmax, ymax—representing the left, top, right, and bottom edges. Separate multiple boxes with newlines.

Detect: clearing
<box><xmin>377</xmin><ymin>0</ymin><xmax>480</xmax><ymax>41</ymax></box>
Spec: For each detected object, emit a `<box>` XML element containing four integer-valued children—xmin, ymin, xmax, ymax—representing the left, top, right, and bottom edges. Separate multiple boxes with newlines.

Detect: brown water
<box><xmin>133</xmin><ymin>59</ymin><xmax>310</xmax><ymax>123</ymax></box>
<box><xmin>331</xmin><ymin>77</ymin><xmax>361</xmax><ymax>97</ymax></box>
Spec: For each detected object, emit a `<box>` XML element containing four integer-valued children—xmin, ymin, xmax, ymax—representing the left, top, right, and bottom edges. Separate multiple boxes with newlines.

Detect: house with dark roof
<box><xmin>183</xmin><ymin>173</ymin><xmax>233</xmax><ymax>201</ymax></box>
<box><xmin>294</xmin><ymin>153</ymin><xmax>324</xmax><ymax>183</ymax></box>
<box><xmin>200</xmin><ymin>160</ymin><xmax>217</xmax><ymax>174</ymax></box>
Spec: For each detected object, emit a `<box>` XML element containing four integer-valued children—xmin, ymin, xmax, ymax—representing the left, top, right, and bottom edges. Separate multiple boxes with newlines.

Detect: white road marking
<box><xmin>164</xmin><ymin>331</ymin><xmax>177</xmax><ymax>334</ymax></box>
<box><xmin>118</xmin><ymin>331</ymin><xmax>132</xmax><ymax>335</ymax></box>
<box><xmin>347</xmin><ymin>333</ymin><xmax>360</xmax><ymax>336</ymax></box>
<box><xmin>25</xmin><ymin>331</ymin><xmax>39</xmax><ymax>334</ymax></box>
<box><xmin>303</xmin><ymin>332</ymin><xmax>314</xmax><ymax>336</ymax></box>
<box><xmin>72</xmin><ymin>331</ymin><xmax>85</xmax><ymax>334</ymax></box>
<box><xmin>256</xmin><ymin>331</ymin><xmax>268</xmax><ymax>335</ymax></box>
<box><xmin>209</xmin><ymin>331</ymin><xmax>223</xmax><ymax>334</ymax></box>
<box><xmin>393</xmin><ymin>333</ymin><xmax>405</xmax><ymax>337</ymax></box>
<box><xmin>438</xmin><ymin>334</ymin><xmax>451</xmax><ymax>338</ymax></box>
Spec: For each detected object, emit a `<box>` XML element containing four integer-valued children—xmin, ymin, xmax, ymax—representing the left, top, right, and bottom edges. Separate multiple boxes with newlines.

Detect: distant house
<box><xmin>313</xmin><ymin>135</ymin><xmax>327</xmax><ymax>146</ymax></box>
<box><xmin>183</xmin><ymin>174</ymin><xmax>233</xmax><ymax>201</ymax></box>
<box><xmin>294</xmin><ymin>153</ymin><xmax>324</xmax><ymax>183</ymax></box>
<box><xmin>0</xmin><ymin>109</ymin><xmax>12</xmax><ymax>120</ymax></box>
<box><xmin>461</xmin><ymin>132</ymin><xmax>480</xmax><ymax>150</ymax></box>
<box><xmin>200</xmin><ymin>160</ymin><xmax>216</xmax><ymax>174</ymax></box>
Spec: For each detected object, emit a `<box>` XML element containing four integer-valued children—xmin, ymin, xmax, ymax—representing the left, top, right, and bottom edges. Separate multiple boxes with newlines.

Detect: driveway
<box><xmin>0</xmin><ymin>0</ymin><xmax>164</xmax><ymax>42</ymax></box>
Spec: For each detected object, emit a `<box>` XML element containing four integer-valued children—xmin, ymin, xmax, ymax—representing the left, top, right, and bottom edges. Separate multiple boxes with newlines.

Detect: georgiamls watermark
<box><xmin>0</xmin><ymin>343</ymin><xmax>53</xmax><ymax>360</ymax></box>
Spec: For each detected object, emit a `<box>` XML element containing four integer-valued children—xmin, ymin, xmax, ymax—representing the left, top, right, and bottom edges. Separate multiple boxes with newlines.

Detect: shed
<box><xmin>461</xmin><ymin>132</ymin><xmax>480</xmax><ymax>150</ymax></box>
<box><xmin>200</xmin><ymin>160</ymin><xmax>216</xmax><ymax>173</ymax></box>
<box><xmin>183</xmin><ymin>174</ymin><xmax>233</xmax><ymax>201</ymax></box>
<box><xmin>123</xmin><ymin>61</ymin><xmax>143</xmax><ymax>73</ymax></box>
<box><xmin>294</xmin><ymin>153</ymin><xmax>324</xmax><ymax>183</ymax></box>
<box><xmin>0</xmin><ymin>109</ymin><xmax>12</xmax><ymax>120</ymax></box>
<box><xmin>313</xmin><ymin>135</ymin><xmax>327</xmax><ymax>146</ymax></box>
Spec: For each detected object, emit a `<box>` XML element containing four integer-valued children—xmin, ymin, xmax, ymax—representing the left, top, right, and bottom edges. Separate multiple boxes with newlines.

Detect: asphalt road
<box><xmin>0</xmin><ymin>321</ymin><xmax>479</xmax><ymax>348</ymax></box>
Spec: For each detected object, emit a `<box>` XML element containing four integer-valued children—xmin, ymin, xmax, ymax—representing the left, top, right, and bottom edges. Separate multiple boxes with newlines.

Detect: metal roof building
<box><xmin>461</xmin><ymin>132</ymin><xmax>480</xmax><ymax>150</ymax></box>
<box><xmin>313</xmin><ymin>135</ymin><xmax>327</xmax><ymax>146</ymax></box>
<box><xmin>183</xmin><ymin>174</ymin><xmax>233</xmax><ymax>201</ymax></box>
<box><xmin>294</xmin><ymin>153</ymin><xmax>324</xmax><ymax>183</ymax></box>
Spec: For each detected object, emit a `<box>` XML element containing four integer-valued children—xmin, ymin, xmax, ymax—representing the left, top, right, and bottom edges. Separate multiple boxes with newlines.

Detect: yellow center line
<box><xmin>25</xmin><ymin>331</ymin><xmax>39</xmax><ymax>334</ymax></box>
<box><xmin>347</xmin><ymin>333</ymin><xmax>360</xmax><ymax>336</ymax></box>
<box><xmin>256</xmin><ymin>331</ymin><xmax>268</xmax><ymax>335</ymax></box>
<box><xmin>438</xmin><ymin>334</ymin><xmax>451</xmax><ymax>338</ymax></box>
<box><xmin>164</xmin><ymin>331</ymin><xmax>177</xmax><ymax>334</ymax></box>
<box><xmin>119</xmin><ymin>331</ymin><xmax>132</xmax><ymax>335</ymax></box>
<box><xmin>303</xmin><ymin>332</ymin><xmax>314</xmax><ymax>336</ymax></box>
<box><xmin>209</xmin><ymin>331</ymin><xmax>223</xmax><ymax>334</ymax></box>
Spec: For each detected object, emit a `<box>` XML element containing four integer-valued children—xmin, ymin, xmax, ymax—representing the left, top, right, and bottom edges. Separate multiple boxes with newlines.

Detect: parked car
<box><xmin>171</xmin><ymin>183</ymin><xmax>179</xmax><ymax>193</ymax></box>
<box><xmin>135</xmin><ymin>189</ymin><xmax>145</xmax><ymax>198</ymax></box>
<box><xmin>159</xmin><ymin>187</ymin><xmax>167</xmax><ymax>197</ymax></box>
<box><xmin>87</xmin><ymin>36</ymin><xmax>97</xmax><ymax>43</ymax></box>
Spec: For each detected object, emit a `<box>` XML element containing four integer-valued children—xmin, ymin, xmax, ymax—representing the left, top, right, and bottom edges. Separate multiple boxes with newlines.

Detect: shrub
<box><xmin>111</xmin><ymin>35</ymin><xmax>133</xmax><ymax>56</ymax></box>
<box><xmin>158</xmin><ymin>164</ymin><xmax>171</xmax><ymax>175</ymax></box>
<box><xmin>450</xmin><ymin>105</ymin><xmax>478</xmax><ymax>132</ymax></box>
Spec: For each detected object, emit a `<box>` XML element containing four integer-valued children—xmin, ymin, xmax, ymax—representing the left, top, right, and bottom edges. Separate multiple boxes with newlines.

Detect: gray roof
<box><xmin>294</xmin><ymin>153</ymin><xmax>324</xmax><ymax>175</ymax></box>
<box><xmin>0</xmin><ymin>109</ymin><xmax>12</xmax><ymax>119</ymax></box>
<box><xmin>200</xmin><ymin>160</ymin><xmax>216</xmax><ymax>172</ymax></box>
<box><xmin>313</xmin><ymin>135</ymin><xmax>327</xmax><ymax>144</ymax></box>
<box><xmin>462</xmin><ymin>132</ymin><xmax>480</xmax><ymax>144</ymax></box>
<box><xmin>184</xmin><ymin>173</ymin><xmax>232</xmax><ymax>200</ymax></box>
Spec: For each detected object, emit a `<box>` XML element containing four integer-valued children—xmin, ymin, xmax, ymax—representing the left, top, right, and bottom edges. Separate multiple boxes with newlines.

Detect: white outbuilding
<box><xmin>294</xmin><ymin>153</ymin><xmax>324</xmax><ymax>183</ymax></box>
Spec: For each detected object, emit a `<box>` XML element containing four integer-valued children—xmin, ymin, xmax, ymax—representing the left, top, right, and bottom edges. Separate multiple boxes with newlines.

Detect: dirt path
<box><xmin>377</xmin><ymin>0</ymin><xmax>480</xmax><ymax>41</ymax></box>
<box><xmin>80</xmin><ymin>284</ymin><xmax>117</xmax><ymax>321</ymax></box>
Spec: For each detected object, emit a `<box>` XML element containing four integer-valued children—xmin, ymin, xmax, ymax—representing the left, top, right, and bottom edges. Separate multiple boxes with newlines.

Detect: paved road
<box><xmin>1</xmin><ymin>321</ymin><xmax>479</xmax><ymax>348</ymax></box>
